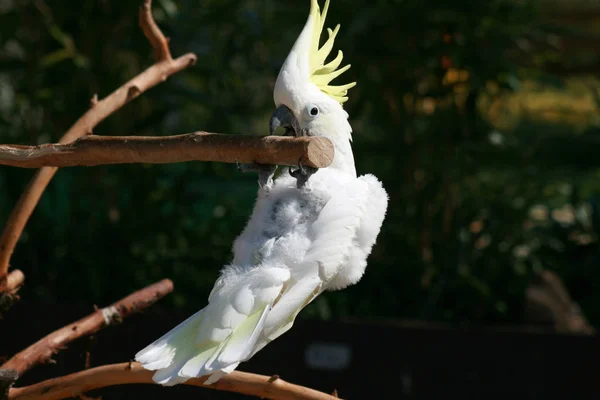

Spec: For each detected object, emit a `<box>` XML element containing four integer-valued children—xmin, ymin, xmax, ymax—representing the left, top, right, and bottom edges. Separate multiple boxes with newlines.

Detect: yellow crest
<box><xmin>308</xmin><ymin>0</ymin><xmax>356</xmax><ymax>104</ymax></box>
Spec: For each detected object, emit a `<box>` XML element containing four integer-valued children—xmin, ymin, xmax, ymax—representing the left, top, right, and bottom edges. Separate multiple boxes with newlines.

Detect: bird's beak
<box><xmin>270</xmin><ymin>104</ymin><xmax>302</xmax><ymax>137</ymax></box>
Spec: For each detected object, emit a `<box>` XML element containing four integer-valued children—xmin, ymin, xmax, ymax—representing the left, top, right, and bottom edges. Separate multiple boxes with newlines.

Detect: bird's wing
<box><xmin>303</xmin><ymin>174</ymin><xmax>377</xmax><ymax>280</ymax></box>
<box><xmin>251</xmin><ymin>175</ymin><xmax>385</xmax><ymax>354</ymax></box>
<box><xmin>326</xmin><ymin>173</ymin><xmax>388</xmax><ymax>290</ymax></box>
<box><xmin>135</xmin><ymin>265</ymin><xmax>290</xmax><ymax>386</ymax></box>
<box><xmin>353</xmin><ymin>174</ymin><xmax>388</xmax><ymax>253</ymax></box>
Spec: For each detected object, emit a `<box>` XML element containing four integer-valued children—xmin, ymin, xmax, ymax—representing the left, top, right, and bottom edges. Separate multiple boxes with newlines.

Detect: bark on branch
<box><xmin>139</xmin><ymin>0</ymin><xmax>172</xmax><ymax>61</ymax></box>
<box><xmin>0</xmin><ymin>0</ymin><xmax>196</xmax><ymax>282</ymax></box>
<box><xmin>0</xmin><ymin>134</ymin><xmax>334</xmax><ymax>169</ymax></box>
<box><xmin>0</xmin><ymin>370</ymin><xmax>18</xmax><ymax>400</ymax></box>
<box><xmin>8</xmin><ymin>363</ymin><xmax>341</xmax><ymax>400</ymax></box>
<box><xmin>0</xmin><ymin>279</ymin><xmax>173</xmax><ymax>377</ymax></box>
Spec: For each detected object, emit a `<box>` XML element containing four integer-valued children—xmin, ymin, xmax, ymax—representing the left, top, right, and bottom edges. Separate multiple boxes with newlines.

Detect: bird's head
<box><xmin>270</xmin><ymin>0</ymin><xmax>355</xmax><ymax>143</ymax></box>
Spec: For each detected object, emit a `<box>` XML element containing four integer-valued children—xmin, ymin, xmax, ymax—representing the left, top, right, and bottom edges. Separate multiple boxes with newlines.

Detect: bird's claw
<box><xmin>288</xmin><ymin>164</ymin><xmax>305</xmax><ymax>178</ymax></box>
<box><xmin>289</xmin><ymin>157</ymin><xmax>317</xmax><ymax>188</ymax></box>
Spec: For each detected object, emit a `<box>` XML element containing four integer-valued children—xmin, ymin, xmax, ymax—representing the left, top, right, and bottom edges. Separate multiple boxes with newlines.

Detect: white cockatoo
<box><xmin>135</xmin><ymin>0</ymin><xmax>388</xmax><ymax>385</ymax></box>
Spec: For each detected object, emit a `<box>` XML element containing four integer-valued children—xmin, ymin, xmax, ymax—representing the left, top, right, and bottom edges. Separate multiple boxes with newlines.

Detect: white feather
<box><xmin>135</xmin><ymin>266</ymin><xmax>289</xmax><ymax>385</ymax></box>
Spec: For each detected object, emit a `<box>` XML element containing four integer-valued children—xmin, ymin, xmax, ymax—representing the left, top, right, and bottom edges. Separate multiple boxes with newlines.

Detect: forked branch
<box><xmin>0</xmin><ymin>279</ymin><xmax>173</xmax><ymax>376</ymax></box>
<box><xmin>0</xmin><ymin>0</ymin><xmax>196</xmax><ymax>281</ymax></box>
<box><xmin>8</xmin><ymin>363</ymin><xmax>341</xmax><ymax>400</ymax></box>
<box><xmin>0</xmin><ymin>134</ymin><xmax>334</xmax><ymax>169</ymax></box>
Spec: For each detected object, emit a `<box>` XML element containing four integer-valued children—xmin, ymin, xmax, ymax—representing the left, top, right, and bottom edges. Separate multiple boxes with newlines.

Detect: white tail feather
<box><xmin>135</xmin><ymin>266</ymin><xmax>290</xmax><ymax>385</ymax></box>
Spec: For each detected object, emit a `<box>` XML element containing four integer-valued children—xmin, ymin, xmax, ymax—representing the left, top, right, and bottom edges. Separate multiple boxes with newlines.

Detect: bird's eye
<box><xmin>309</xmin><ymin>106</ymin><xmax>319</xmax><ymax>117</ymax></box>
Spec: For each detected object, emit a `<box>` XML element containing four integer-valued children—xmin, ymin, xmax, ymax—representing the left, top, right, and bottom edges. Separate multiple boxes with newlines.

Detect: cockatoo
<box><xmin>135</xmin><ymin>0</ymin><xmax>388</xmax><ymax>386</ymax></box>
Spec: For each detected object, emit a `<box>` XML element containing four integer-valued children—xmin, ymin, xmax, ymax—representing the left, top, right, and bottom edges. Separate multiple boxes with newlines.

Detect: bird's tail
<box><xmin>135</xmin><ymin>308</ymin><xmax>211</xmax><ymax>386</ymax></box>
<box><xmin>135</xmin><ymin>265</ymin><xmax>290</xmax><ymax>386</ymax></box>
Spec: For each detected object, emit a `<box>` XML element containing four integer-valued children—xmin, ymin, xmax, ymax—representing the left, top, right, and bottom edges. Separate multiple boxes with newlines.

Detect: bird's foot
<box><xmin>289</xmin><ymin>157</ymin><xmax>317</xmax><ymax>188</ymax></box>
<box><xmin>236</xmin><ymin>160</ymin><xmax>277</xmax><ymax>190</ymax></box>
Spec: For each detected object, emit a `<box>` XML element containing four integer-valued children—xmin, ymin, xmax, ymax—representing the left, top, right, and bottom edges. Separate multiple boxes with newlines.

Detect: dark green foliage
<box><xmin>1</xmin><ymin>0</ymin><xmax>599</xmax><ymax>326</ymax></box>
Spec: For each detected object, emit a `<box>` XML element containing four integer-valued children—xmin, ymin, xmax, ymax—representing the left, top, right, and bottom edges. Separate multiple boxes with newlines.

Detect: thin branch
<box><xmin>139</xmin><ymin>0</ymin><xmax>172</xmax><ymax>61</ymax></box>
<box><xmin>8</xmin><ymin>363</ymin><xmax>341</xmax><ymax>400</ymax></box>
<box><xmin>0</xmin><ymin>134</ymin><xmax>334</xmax><ymax>169</ymax></box>
<box><xmin>526</xmin><ymin>270</ymin><xmax>595</xmax><ymax>335</ymax></box>
<box><xmin>0</xmin><ymin>279</ymin><xmax>174</xmax><ymax>376</ymax></box>
<box><xmin>0</xmin><ymin>0</ymin><xmax>196</xmax><ymax>281</ymax></box>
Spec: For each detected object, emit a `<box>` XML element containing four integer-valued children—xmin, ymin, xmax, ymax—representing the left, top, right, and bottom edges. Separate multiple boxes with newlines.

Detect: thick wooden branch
<box><xmin>8</xmin><ymin>363</ymin><xmax>340</xmax><ymax>400</ymax></box>
<box><xmin>0</xmin><ymin>134</ymin><xmax>334</xmax><ymax>169</ymax></box>
<box><xmin>0</xmin><ymin>279</ymin><xmax>173</xmax><ymax>377</ymax></box>
<box><xmin>0</xmin><ymin>0</ymin><xmax>196</xmax><ymax>281</ymax></box>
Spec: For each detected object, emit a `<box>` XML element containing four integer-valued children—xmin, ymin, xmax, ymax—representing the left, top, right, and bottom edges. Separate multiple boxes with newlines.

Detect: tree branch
<box><xmin>0</xmin><ymin>134</ymin><xmax>334</xmax><ymax>169</ymax></box>
<box><xmin>0</xmin><ymin>0</ymin><xmax>196</xmax><ymax>282</ymax></box>
<box><xmin>0</xmin><ymin>270</ymin><xmax>24</xmax><ymax>315</ymax></box>
<box><xmin>0</xmin><ymin>279</ymin><xmax>173</xmax><ymax>377</ymax></box>
<box><xmin>0</xmin><ymin>371</ymin><xmax>17</xmax><ymax>400</ymax></box>
<box><xmin>8</xmin><ymin>363</ymin><xmax>341</xmax><ymax>400</ymax></box>
<box><xmin>525</xmin><ymin>270</ymin><xmax>595</xmax><ymax>335</ymax></box>
<box><xmin>0</xmin><ymin>270</ymin><xmax>24</xmax><ymax>294</ymax></box>
<box><xmin>139</xmin><ymin>0</ymin><xmax>172</xmax><ymax>61</ymax></box>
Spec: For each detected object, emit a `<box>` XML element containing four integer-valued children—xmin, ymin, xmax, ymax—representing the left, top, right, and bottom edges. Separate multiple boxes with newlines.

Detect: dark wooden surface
<box><xmin>1</xmin><ymin>302</ymin><xmax>598</xmax><ymax>399</ymax></box>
